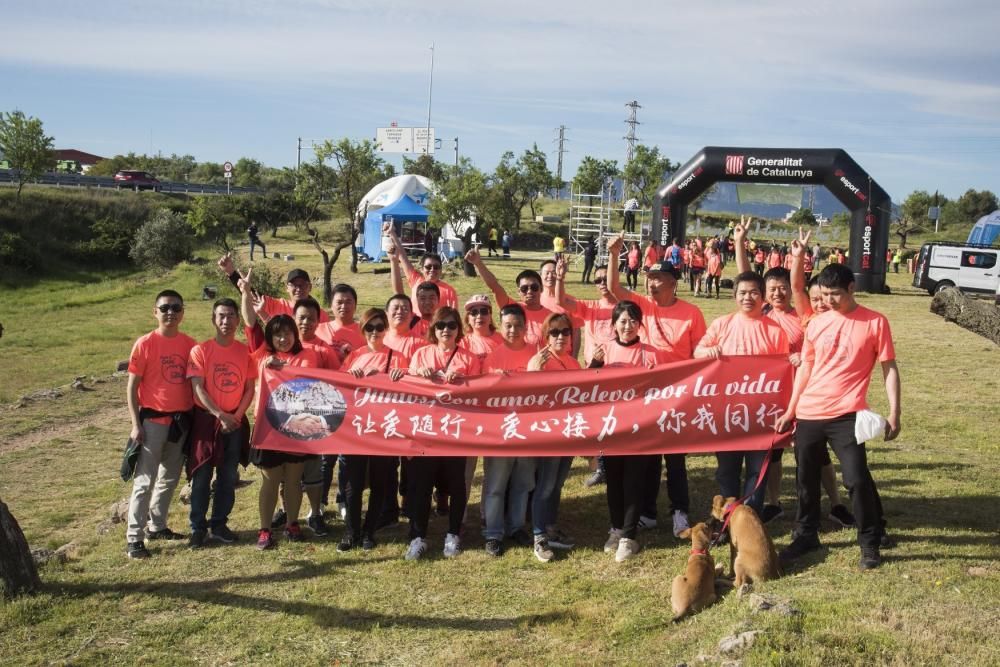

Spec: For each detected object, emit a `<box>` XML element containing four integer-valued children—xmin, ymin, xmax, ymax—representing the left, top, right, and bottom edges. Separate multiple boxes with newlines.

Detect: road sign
<box><xmin>224</xmin><ymin>172</ymin><xmax>232</xmax><ymax>179</ymax></box>
<box><xmin>376</xmin><ymin>127</ymin><xmax>435</xmax><ymax>154</ymax></box>
<box><xmin>223</xmin><ymin>161</ymin><xmax>234</xmax><ymax>173</ymax></box>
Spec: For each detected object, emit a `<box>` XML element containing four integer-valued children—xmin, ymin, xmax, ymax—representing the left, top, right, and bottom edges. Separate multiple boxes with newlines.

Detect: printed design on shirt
<box><xmin>213</xmin><ymin>362</ymin><xmax>242</xmax><ymax>394</ymax></box>
<box><xmin>160</xmin><ymin>354</ymin><xmax>188</xmax><ymax>384</ymax></box>
<box><xmin>266</xmin><ymin>377</ymin><xmax>346</xmax><ymax>440</ymax></box>
<box><xmin>817</xmin><ymin>330</ymin><xmax>854</xmax><ymax>366</ymax></box>
<box><xmin>593</xmin><ymin>320</ymin><xmax>614</xmax><ymax>340</ymax></box>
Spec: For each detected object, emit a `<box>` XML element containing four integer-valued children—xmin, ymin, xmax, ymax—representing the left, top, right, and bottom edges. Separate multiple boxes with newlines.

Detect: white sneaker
<box><xmin>604</xmin><ymin>529</ymin><xmax>623</xmax><ymax>553</ymax></box>
<box><xmin>533</xmin><ymin>535</ymin><xmax>554</xmax><ymax>562</ymax></box>
<box><xmin>615</xmin><ymin>537</ymin><xmax>640</xmax><ymax>562</ymax></box>
<box><xmin>404</xmin><ymin>537</ymin><xmax>427</xmax><ymax>561</ymax></box>
<box><xmin>637</xmin><ymin>515</ymin><xmax>657</xmax><ymax>530</ymax></box>
<box><xmin>443</xmin><ymin>533</ymin><xmax>461</xmax><ymax>558</ymax></box>
<box><xmin>672</xmin><ymin>510</ymin><xmax>690</xmax><ymax>538</ymax></box>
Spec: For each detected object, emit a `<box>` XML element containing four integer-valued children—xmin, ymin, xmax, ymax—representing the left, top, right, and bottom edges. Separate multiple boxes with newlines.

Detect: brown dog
<box><xmin>671</xmin><ymin>522</ymin><xmax>718</xmax><ymax>622</ymax></box>
<box><xmin>711</xmin><ymin>495</ymin><xmax>781</xmax><ymax>592</ymax></box>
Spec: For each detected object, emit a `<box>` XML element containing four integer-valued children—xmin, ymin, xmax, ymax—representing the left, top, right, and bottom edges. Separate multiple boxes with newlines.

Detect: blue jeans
<box><xmin>532</xmin><ymin>456</ymin><xmax>573</xmax><ymax>535</ymax></box>
<box><xmin>482</xmin><ymin>457</ymin><xmax>536</xmax><ymax>540</ymax></box>
<box><xmin>714</xmin><ymin>450</ymin><xmax>767</xmax><ymax>515</ymax></box>
<box><xmin>189</xmin><ymin>426</ymin><xmax>244</xmax><ymax>531</ymax></box>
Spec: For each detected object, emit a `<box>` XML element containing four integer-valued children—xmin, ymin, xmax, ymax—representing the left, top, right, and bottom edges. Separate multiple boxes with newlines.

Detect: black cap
<box><xmin>286</xmin><ymin>269</ymin><xmax>311</xmax><ymax>283</ymax></box>
<box><xmin>647</xmin><ymin>261</ymin><xmax>680</xmax><ymax>279</ymax></box>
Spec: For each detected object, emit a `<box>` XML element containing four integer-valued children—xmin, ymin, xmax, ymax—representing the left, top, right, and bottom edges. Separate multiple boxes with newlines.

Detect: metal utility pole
<box><xmin>425</xmin><ymin>43</ymin><xmax>435</xmax><ymax>154</ymax></box>
<box><xmin>623</xmin><ymin>101</ymin><xmax>641</xmax><ymax>196</ymax></box>
<box><xmin>296</xmin><ymin>137</ymin><xmax>302</xmax><ymax>170</ymax></box>
<box><xmin>453</xmin><ymin>137</ymin><xmax>459</xmax><ymax>167</ymax></box>
<box><xmin>554</xmin><ymin>125</ymin><xmax>568</xmax><ymax>197</ymax></box>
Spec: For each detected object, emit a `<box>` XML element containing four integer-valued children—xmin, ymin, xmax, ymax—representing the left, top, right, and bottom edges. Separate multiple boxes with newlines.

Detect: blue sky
<box><xmin>2</xmin><ymin>0</ymin><xmax>998</xmax><ymax>200</ymax></box>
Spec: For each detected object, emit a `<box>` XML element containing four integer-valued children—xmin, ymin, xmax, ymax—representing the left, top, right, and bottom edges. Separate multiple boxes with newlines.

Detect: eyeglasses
<box><xmin>423</xmin><ymin>264</ymin><xmax>442</xmax><ymax>271</ymax></box>
<box><xmin>363</xmin><ymin>322</ymin><xmax>387</xmax><ymax>333</ymax></box>
<box><xmin>434</xmin><ymin>321</ymin><xmax>459</xmax><ymax>331</ymax></box>
<box><xmin>468</xmin><ymin>308</ymin><xmax>491</xmax><ymax>317</ymax></box>
<box><xmin>548</xmin><ymin>327</ymin><xmax>572</xmax><ymax>338</ymax></box>
<box><xmin>518</xmin><ymin>283</ymin><xmax>541</xmax><ymax>294</ymax></box>
<box><xmin>157</xmin><ymin>303</ymin><xmax>184</xmax><ymax>314</ymax></box>
<box><xmin>593</xmin><ymin>277</ymin><xmax>607</xmax><ymax>285</ymax></box>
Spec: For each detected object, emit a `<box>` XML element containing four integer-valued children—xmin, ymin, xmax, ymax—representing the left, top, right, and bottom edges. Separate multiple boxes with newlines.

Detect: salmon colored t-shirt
<box><xmin>643</xmin><ymin>246</ymin><xmax>658</xmax><ymax>268</ymax></box>
<box><xmin>628</xmin><ymin>248</ymin><xmax>640</xmax><ymax>270</ymax></box>
<box><xmin>302</xmin><ymin>338</ymin><xmax>342</xmax><ymax>370</ymax></box>
<box><xmin>707</xmin><ymin>252</ymin><xmax>722</xmax><ymax>277</ymax></box>
<box><xmin>632</xmin><ymin>294</ymin><xmax>707</xmax><ymax>363</ymax></box>
<box><xmin>803</xmin><ymin>255</ymin><xmax>815</xmax><ymax>272</ymax></box>
<box><xmin>768</xmin><ymin>251</ymin><xmax>782</xmax><ymax>269</ymax></box>
<box><xmin>408</xmin><ymin>273</ymin><xmax>458</xmax><ymax>309</ymax></box>
<box><xmin>262</xmin><ymin>295</ymin><xmax>330</xmax><ymax>322</ymax></box>
<box><xmin>385</xmin><ymin>330</ymin><xmax>430</xmax><ymax>359</ymax></box>
<box><xmin>128</xmin><ymin>330</ymin><xmax>197</xmax><ymax>412</ymax></box>
<box><xmin>572</xmin><ymin>298</ymin><xmax>617</xmax><ymax>365</ymax></box>
<box><xmin>187</xmin><ymin>338</ymin><xmax>257</xmax><ymax>413</ymax></box>
<box><xmin>690</xmin><ymin>252</ymin><xmax>705</xmax><ymax>269</ymax></box>
<box><xmin>795</xmin><ymin>305</ymin><xmax>896</xmax><ymax>421</ymax></box>
<box><xmin>497</xmin><ymin>295</ymin><xmax>552</xmax><ymax>348</ymax></box>
<box><xmin>343</xmin><ymin>346</ymin><xmax>410</xmax><ymax>375</ymax></box>
<box><xmin>460</xmin><ymin>331</ymin><xmax>504</xmax><ymax>364</ymax></box>
<box><xmin>251</xmin><ymin>346</ymin><xmax>323</xmax><ymax>376</ymax></box>
<box><xmin>765</xmin><ymin>307</ymin><xmax>804</xmax><ymax>353</ymax></box>
<box><xmin>410</xmin><ymin>318</ymin><xmax>431</xmax><ymax>340</ymax></box>
<box><xmin>409</xmin><ymin>345</ymin><xmax>482</xmax><ymax>377</ymax></box>
<box><xmin>314</xmin><ymin>321</ymin><xmax>365</xmax><ymax>357</ymax></box>
<box><xmin>540</xmin><ymin>292</ymin><xmax>585</xmax><ymax>329</ymax></box>
<box><xmin>699</xmin><ymin>313</ymin><xmax>790</xmax><ymax>356</ymax></box>
<box><xmin>539</xmin><ymin>350</ymin><xmax>581</xmax><ymax>371</ymax></box>
<box><xmin>599</xmin><ymin>339</ymin><xmax>669</xmax><ymax>368</ymax></box>
<box><xmin>484</xmin><ymin>343</ymin><xmax>538</xmax><ymax>373</ymax></box>
<box><xmin>783</xmin><ymin>254</ymin><xmax>794</xmax><ymax>270</ymax></box>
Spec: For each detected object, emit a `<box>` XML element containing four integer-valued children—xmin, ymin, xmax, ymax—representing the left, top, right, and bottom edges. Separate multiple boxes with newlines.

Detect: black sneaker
<box><xmin>362</xmin><ymin>535</ymin><xmax>377</xmax><ymax>551</ymax></box>
<box><xmin>307</xmin><ymin>514</ymin><xmax>330</xmax><ymax>537</ymax></box>
<box><xmin>189</xmin><ymin>529</ymin><xmax>207</xmax><ymax>549</ymax></box>
<box><xmin>584</xmin><ymin>470</ymin><xmax>606</xmax><ymax>487</ymax></box>
<box><xmin>859</xmin><ymin>546</ymin><xmax>882</xmax><ymax>570</ymax></box>
<box><xmin>829</xmin><ymin>504</ymin><xmax>856</xmax><ymax>528</ymax></box>
<box><xmin>210</xmin><ymin>525</ymin><xmax>238</xmax><ymax>543</ymax></box>
<box><xmin>485</xmin><ymin>538</ymin><xmax>503</xmax><ymax>557</ymax></box>
<box><xmin>126</xmin><ymin>541</ymin><xmax>150</xmax><ymax>559</ymax></box>
<box><xmin>509</xmin><ymin>529</ymin><xmax>533</xmax><ymax>547</ymax></box>
<box><xmin>337</xmin><ymin>535</ymin><xmax>356</xmax><ymax>552</ymax></box>
<box><xmin>760</xmin><ymin>504</ymin><xmax>784</xmax><ymax>524</ymax></box>
<box><xmin>779</xmin><ymin>533</ymin><xmax>822</xmax><ymax>563</ymax></box>
<box><xmin>271</xmin><ymin>509</ymin><xmax>287</xmax><ymax>529</ymax></box>
<box><xmin>147</xmin><ymin>527</ymin><xmax>184</xmax><ymax>541</ymax></box>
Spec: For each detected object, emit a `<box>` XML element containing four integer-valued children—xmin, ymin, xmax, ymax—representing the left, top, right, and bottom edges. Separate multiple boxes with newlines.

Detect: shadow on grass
<box><xmin>53</xmin><ymin>556</ymin><xmax>574</xmax><ymax>631</ymax></box>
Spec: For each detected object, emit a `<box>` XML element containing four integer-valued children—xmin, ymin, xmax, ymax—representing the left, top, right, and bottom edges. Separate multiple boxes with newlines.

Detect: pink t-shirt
<box><xmin>765</xmin><ymin>307</ymin><xmax>805</xmax><ymax>353</ymax></box>
<box><xmin>538</xmin><ymin>351</ymin><xmax>581</xmax><ymax>371</ymax></box>
<box><xmin>572</xmin><ymin>298</ymin><xmax>617</xmax><ymax>365</ymax></box>
<box><xmin>484</xmin><ymin>343</ymin><xmax>539</xmax><ymax>374</ymax></box>
<box><xmin>497</xmin><ymin>295</ymin><xmax>552</xmax><ymax>348</ymax></box>
<box><xmin>314</xmin><ymin>321</ymin><xmax>365</xmax><ymax>358</ymax></box>
<box><xmin>343</xmin><ymin>346</ymin><xmax>409</xmax><ymax>374</ymax></box>
<box><xmin>409</xmin><ymin>345</ymin><xmax>482</xmax><ymax>377</ymax></box>
<box><xmin>384</xmin><ymin>330</ymin><xmax>429</xmax><ymax>359</ymax></box>
<box><xmin>598</xmin><ymin>339</ymin><xmax>669</xmax><ymax>368</ymax></box>
<box><xmin>128</xmin><ymin>330</ymin><xmax>197</xmax><ymax>412</ymax></box>
<box><xmin>460</xmin><ymin>331</ymin><xmax>504</xmax><ymax>364</ymax></box>
<box><xmin>707</xmin><ymin>252</ymin><xmax>722</xmax><ymax>277</ymax></box>
<box><xmin>699</xmin><ymin>313</ymin><xmax>790</xmax><ymax>356</ymax></box>
<box><xmin>795</xmin><ymin>305</ymin><xmax>896</xmax><ymax>420</ymax></box>
<box><xmin>408</xmin><ymin>273</ymin><xmax>458</xmax><ymax>310</ymax></box>
<box><xmin>187</xmin><ymin>338</ymin><xmax>257</xmax><ymax>413</ymax></box>
<box><xmin>262</xmin><ymin>295</ymin><xmax>330</xmax><ymax>323</ymax></box>
<box><xmin>631</xmin><ymin>294</ymin><xmax>707</xmax><ymax>363</ymax></box>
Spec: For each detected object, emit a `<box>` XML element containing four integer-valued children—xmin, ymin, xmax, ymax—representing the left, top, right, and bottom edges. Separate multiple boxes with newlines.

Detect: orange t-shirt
<box><xmin>409</xmin><ymin>345</ymin><xmax>482</xmax><ymax>376</ymax></box>
<box><xmin>599</xmin><ymin>339</ymin><xmax>669</xmax><ymax>368</ymax></box>
<box><xmin>460</xmin><ymin>331</ymin><xmax>504</xmax><ymax>364</ymax></box>
<box><xmin>765</xmin><ymin>307</ymin><xmax>804</xmax><ymax>353</ymax></box>
<box><xmin>540</xmin><ymin>292</ymin><xmax>585</xmax><ymax>329</ymax></box>
<box><xmin>699</xmin><ymin>313</ymin><xmax>790</xmax><ymax>356</ymax></box>
<box><xmin>128</xmin><ymin>330</ymin><xmax>197</xmax><ymax>412</ymax></box>
<box><xmin>783</xmin><ymin>254</ymin><xmax>794</xmax><ymax>270</ymax></box>
<box><xmin>484</xmin><ymin>343</ymin><xmax>539</xmax><ymax>373</ymax></box>
<box><xmin>795</xmin><ymin>305</ymin><xmax>896</xmax><ymax>421</ymax></box>
<box><xmin>768</xmin><ymin>251</ymin><xmax>782</xmax><ymax>269</ymax></box>
<box><xmin>251</xmin><ymin>346</ymin><xmax>323</xmax><ymax>375</ymax></box>
<box><xmin>632</xmin><ymin>294</ymin><xmax>707</xmax><ymax>363</ymax></box>
<box><xmin>572</xmin><ymin>298</ymin><xmax>617</xmax><ymax>365</ymax></box>
<box><xmin>343</xmin><ymin>346</ymin><xmax>409</xmax><ymax>374</ymax></box>
<box><xmin>314</xmin><ymin>321</ymin><xmax>365</xmax><ymax>358</ymax></box>
<box><xmin>690</xmin><ymin>252</ymin><xmax>705</xmax><ymax>269</ymax></box>
<box><xmin>497</xmin><ymin>295</ymin><xmax>552</xmax><ymax>348</ymax></box>
<box><xmin>302</xmin><ymin>338</ymin><xmax>342</xmax><ymax>370</ymax></box>
<box><xmin>187</xmin><ymin>338</ymin><xmax>257</xmax><ymax>413</ymax></box>
<box><xmin>539</xmin><ymin>351</ymin><xmax>581</xmax><ymax>371</ymax></box>
<box><xmin>408</xmin><ymin>274</ymin><xmax>458</xmax><ymax>310</ymax></box>
<box><xmin>262</xmin><ymin>295</ymin><xmax>330</xmax><ymax>322</ymax></box>
<box><xmin>643</xmin><ymin>246</ymin><xmax>658</xmax><ymax>268</ymax></box>
<box><xmin>410</xmin><ymin>318</ymin><xmax>430</xmax><ymax>340</ymax></box>
<box><xmin>384</xmin><ymin>330</ymin><xmax>430</xmax><ymax>359</ymax></box>
<box><xmin>707</xmin><ymin>252</ymin><xmax>722</xmax><ymax>277</ymax></box>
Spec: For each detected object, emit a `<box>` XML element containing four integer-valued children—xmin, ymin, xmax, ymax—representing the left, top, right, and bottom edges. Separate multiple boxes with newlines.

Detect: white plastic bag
<box><xmin>854</xmin><ymin>409</ymin><xmax>887</xmax><ymax>443</ymax></box>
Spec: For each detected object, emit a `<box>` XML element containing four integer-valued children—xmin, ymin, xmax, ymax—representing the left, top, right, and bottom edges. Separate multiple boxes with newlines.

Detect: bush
<box><xmin>129</xmin><ymin>209</ymin><xmax>195</xmax><ymax>271</ymax></box>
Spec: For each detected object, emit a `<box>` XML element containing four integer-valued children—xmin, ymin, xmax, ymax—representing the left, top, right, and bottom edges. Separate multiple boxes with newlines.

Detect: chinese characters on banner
<box><xmin>251</xmin><ymin>356</ymin><xmax>793</xmax><ymax>457</ymax></box>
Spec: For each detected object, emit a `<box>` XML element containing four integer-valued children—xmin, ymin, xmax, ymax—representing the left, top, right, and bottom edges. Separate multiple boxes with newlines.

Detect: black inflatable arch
<box><xmin>652</xmin><ymin>147</ymin><xmax>891</xmax><ymax>293</ymax></box>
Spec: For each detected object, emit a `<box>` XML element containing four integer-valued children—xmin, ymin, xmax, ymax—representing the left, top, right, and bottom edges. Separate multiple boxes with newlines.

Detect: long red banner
<box><xmin>250</xmin><ymin>355</ymin><xmax>793</xmax><ymax>457</ymax></box>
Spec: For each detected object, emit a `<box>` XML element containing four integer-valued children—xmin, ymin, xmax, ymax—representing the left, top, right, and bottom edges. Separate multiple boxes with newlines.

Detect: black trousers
<box><xmin>793</xmin><ymin>413</ymin><xmax>884</xmax><ymax>549</ymax></box>
<box><xmin>606</xmin><ymin>454</ymin><xmax>659</xmax><ymax>539</ymax></box>
<box><xmin>406</xmin><ymin>456</ymin><xmax>468</xmax><ymax>539</ymax></box>
<box><xmin>640</xmin><ymin>453</ymin><xmax>690</xmax><ymax>518</ymax></box>
<box><xmin>624</xmin><ymin>210</ymin><xmax>636</xmax><ymax>233</ymax></box>
<box><xmin>582</xmin><ymin>258</ymin><xmax>595</xmax><ymax>284</ymax></box>
<box><xmin>342</xmin><ymin>455</ymin><xmax>393</xmax><ymax>540</ymax></box>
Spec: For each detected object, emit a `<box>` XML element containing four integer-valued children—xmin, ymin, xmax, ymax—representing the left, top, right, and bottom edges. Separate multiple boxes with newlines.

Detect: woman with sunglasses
<box><xmin>465</xmin><ymin>248</ymin><xmax>553</xmax><ymax>347</ymax></box>
<box><xmin>590</xmin><ymin>300</ymin><xmax>668</xmax><ymax>562</ymax></box>
<box><xmin>405</xmin><ymin>306</ymin><xmax>481</xmax><ymax>560</ymax></box>
<box><xmin>336</xmin><ymin>308</ymin><xmax>408</xmax><ymax>552</ymax></box>
<box><xmin>383</xmin><ymin>221</ymin><xmax>459</xmax><ymax>309</ymax></box>
<box><xmin>460</xmin><ymin>294</ymin><xmax>502</xmax><ymax>364</ymax></box>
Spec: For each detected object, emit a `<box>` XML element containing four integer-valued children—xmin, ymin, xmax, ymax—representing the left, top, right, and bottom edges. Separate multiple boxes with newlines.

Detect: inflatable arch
<box><xmin>652</xmin><ymin>147</ymin><xmax>891</xmax><ymax>293</ymax></box>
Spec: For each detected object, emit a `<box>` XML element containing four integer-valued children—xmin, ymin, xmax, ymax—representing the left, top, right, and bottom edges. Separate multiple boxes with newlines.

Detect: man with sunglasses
<box><xmin>217</xmin><ymin>253</ymin><xmax>329</xmax><ymax>323</ymax></box>
<box><xmin>124</xmin><ymin>290</ymin><xmax>197</xmax><ymax>559</ymax></box>
<box><xmin>383</xmin><ymin>222</ymin><xmax>458</xmax><ymax>309</ymax></box>
<box><xmin>465</xmin><ymin>248</ymin><xmax>552</xmax><ymax>347</ymax></box>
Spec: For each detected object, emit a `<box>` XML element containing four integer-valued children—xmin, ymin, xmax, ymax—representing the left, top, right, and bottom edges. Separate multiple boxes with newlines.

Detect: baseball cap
<box><xmin>464</xmin><ymin>294</ymin><xmax>491</xmax><ymax>311</ymax></box>
<box><xmin>286</xmin><ymin>269</ymin><xmax>311</xmax><ymax>283</ymax></box>
<box><xmin>647</xmin><ymin>261</ymin><xmax>680</xmax><ymax>279</ymax></box>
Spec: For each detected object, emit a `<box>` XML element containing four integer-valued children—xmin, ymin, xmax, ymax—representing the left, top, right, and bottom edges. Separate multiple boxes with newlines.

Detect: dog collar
<box><xmin>690</xmin><ymin>548</ymin><xmax>708</xmax><ymax>556</ymax></box>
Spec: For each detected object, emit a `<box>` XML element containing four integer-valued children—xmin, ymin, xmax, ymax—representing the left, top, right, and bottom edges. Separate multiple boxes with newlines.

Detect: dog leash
<box><xmin>710</xmin><ymin>432</ymin><xmax>785</xmax><ymax>547</ymax></box>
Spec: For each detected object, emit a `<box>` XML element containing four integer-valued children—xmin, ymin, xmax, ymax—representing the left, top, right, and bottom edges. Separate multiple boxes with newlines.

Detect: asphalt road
<box><xmin>0</xmin><ymin>169</ymin><xmax>260</xmax><ymax>195</ymax></box>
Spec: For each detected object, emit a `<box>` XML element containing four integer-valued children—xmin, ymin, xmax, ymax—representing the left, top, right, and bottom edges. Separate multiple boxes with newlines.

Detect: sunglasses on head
<box><xmin>468</xmin><ymin>307</ymin><xmax>491</xmax><ymax>317</ymax></box>
<box><xmin>548</xmin><ymin>327</ymin><xmax>572</xmax><ymax>338</ymax></box>
<box><xmin>518</xmin><ymin>283</ymin><xmax>541</xmax><ymax>294</ymax></box>
<box><xmin>157</xmin><ymin>303</ymin><xmax>184</xmax><ymax>314</ymax></box>
<box><xmin>423</xmin><ymin>264</ymin><xmax>442</xmax><ymax>271</ymax></box>
<box><xmin>363</xmin><ymin>322</ymin><xmax>387</xmax><ymax>333</ymax></box>
<box><xmin>434</xmin><ymin>320</ymin><xmax>459</xmax><ymax>331</ymax></box>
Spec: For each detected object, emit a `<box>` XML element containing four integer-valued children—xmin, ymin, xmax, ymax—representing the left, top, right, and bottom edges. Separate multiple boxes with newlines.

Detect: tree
<box><xmin>901</xmin><ymin>190</ymin><xmax>944</xmax><ymax>229</ymax></box>
<box><xmin>427</xmin><ymin>158</ymin><xmax>490</xmax><ymax>275</ymax></box>
<box><xmin>129</xmin><ymin>209</ymin><xmax>195</xmax><ymax>271</ymax></box>
<box><xmin>573</xmin><ymin>156</ymin><xmax>619</xmax><ymax>201</ymax></box>
<box><xmin>402</xmin><ymin>153</ymin><xmax>448</xmax><ymax>183</ymax></box>
<box><xmin>489</xmin><ymin>151</ymin><xmax>526</xmax><ymax>230</ymax></box>
<box><xmin>622</xmin><ymin>144</ymin><xmax>676</xmax><ymax>207</ymax></box>
<box><xmin>187</xmin><ymin>196</ymin><xmax>244</xmax><ymax>252</ymax></box>
<box><xmin>233</xmin><ymin>158</ymin><xmax>265</xmax><ymax>188</ymax></box>
<box><xmin>940</xmin><ymin>189</ymin><xmax>998</xmax><ymax>228</ymax></box>
<box><xmin>787</xmin><ymin>207</ymin><xmax>818</xmax><ymax>227</ymax></box>
<box><xmin>517</xmin><ymin>144</ymin><xmax>557</xmax><ymax>221</ymax></box>
<box><xmin>0</xmin><ymin>111</ymin><xmax>54</xmax><ymax>199</ymax></box>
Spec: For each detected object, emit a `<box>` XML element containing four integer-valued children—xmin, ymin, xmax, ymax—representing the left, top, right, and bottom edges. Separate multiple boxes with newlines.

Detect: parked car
<box><xmin>912</xmin><ymin>241</ymin><xmax>999</xmax><ymax>295</ymax></box>
<box><xmin>114</xmin><ymin>170</ymin><xmax>160</xmax><ymax>191</ymax></box>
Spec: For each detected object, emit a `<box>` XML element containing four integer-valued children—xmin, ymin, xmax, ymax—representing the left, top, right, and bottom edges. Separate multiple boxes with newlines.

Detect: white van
<box><xmin>912</xmin><ymin>242</ymin><xmax>999</xmax><ymax>295</ymax></box>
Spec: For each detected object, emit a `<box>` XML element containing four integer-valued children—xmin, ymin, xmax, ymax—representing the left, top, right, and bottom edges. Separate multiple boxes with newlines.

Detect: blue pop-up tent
<box><xmin>361</xmin><ymin>194</ymin><xmax>430</xmax><ymax>261</ymax></box>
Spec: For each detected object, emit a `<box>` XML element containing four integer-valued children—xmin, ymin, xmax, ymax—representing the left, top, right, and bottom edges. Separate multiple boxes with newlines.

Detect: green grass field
<box><xmin>1</xmin><ymin>230</ymin><xmax>998</xmax><ymax>665</ymax></box>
